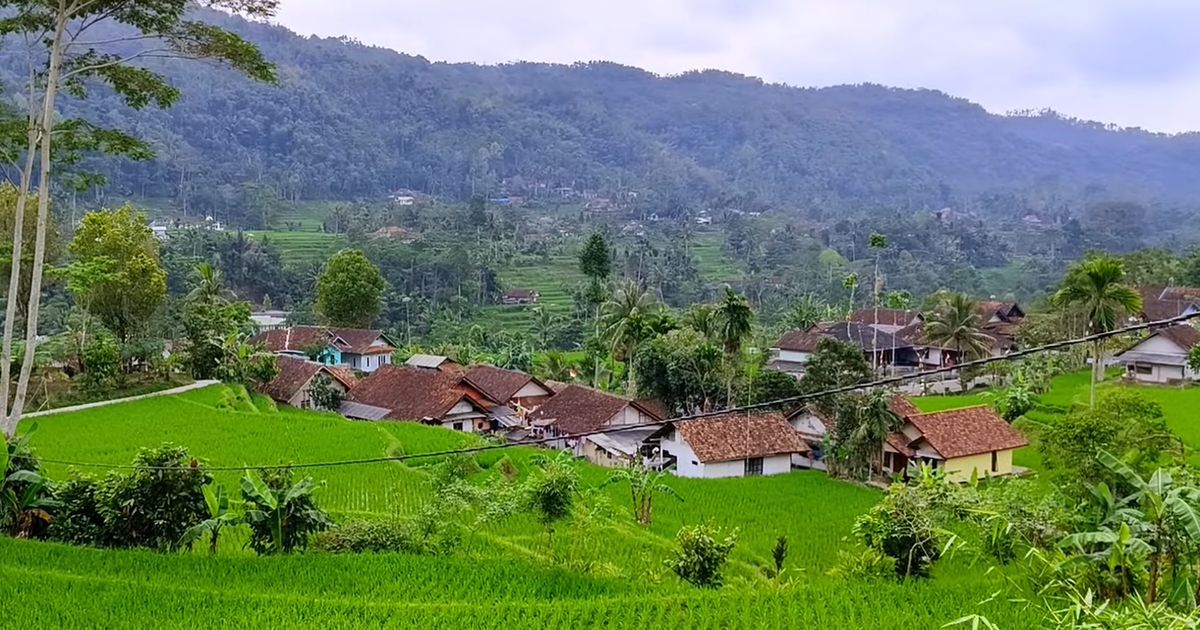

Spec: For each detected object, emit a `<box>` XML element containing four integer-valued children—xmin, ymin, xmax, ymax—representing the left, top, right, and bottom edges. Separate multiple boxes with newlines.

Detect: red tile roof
<box><xmin>347</xmin><ymin>365</ymin><xmax>494</xmax><ymax>421</ymax></box>
<box><xmin>527</xmin><ymin>385</ymin><xmax>641</xmax><ymax>435</ymax></box>
<box><xmin>775</xmin><ymin>328</ymin><xmax>827</xmax><ymax>352</ymax></box>
<box><xmin>675</xmin><ymin>412</ymin><xmax>809</xmax><ymax>463</ymax></box>
<box><xmin>1156</xmin><ymin>325</ymin><xmax>1200</xmax><ymax>351</ymax></box>
<box><xmin>463</xmin><ymin>365</ymin><xmax>548</xmax><ymax>403</ymax></box>
<box><xmin>905</xmin><ymin>406</ymin><xmax>1028</xmax><ymax>459</ymax></box>
<box><xmin>259</xmin><ymin>355</ymin><xmax>324</xmax><ymax>403</ymax></box>
<box><xmin>329</xmin><ymin>328</ymin><xmax>395</xmax><ymax>355</ymax></box>
<box><xmin>978</xmin><ymin>301</ymin><xmax>1024</xmax><ymax>322</ymax></box>
<box><xmin>1139</xmin><ymin>286</ymin><xmax>1197</xmax><ymax>322</ymax></box>
<box><xmin>887</xmin><ymin>394</ymin><xmax>921</xmax><ymax>419</ymax></box>
<box><xmin>848</xmin><ymin>309</ymin><xmax>923</xmax><ymax>327</ymax></box>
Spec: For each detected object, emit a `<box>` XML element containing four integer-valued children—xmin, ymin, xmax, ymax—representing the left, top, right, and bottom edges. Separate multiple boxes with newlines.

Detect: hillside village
<box><xmin>246</xmin><ymin>282</ymin><xmax>1200</xmax><ymax>483</ymax></box>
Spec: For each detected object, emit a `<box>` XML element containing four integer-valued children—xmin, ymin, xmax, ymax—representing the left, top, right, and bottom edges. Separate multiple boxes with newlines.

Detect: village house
<box><xmin>978</xmin><ymin>300</ymin><xmax>1025</xmax><ymax>355</ymax></box>
<box><xmin>249</xmin><ymin>310</ymin><xmax>289</xmax><ymax>333</ymax></box>
<box><xmin>1115</xmin><ymin>324</ymin><xmax>1200</xmax><ymax>384</ymax></box>
<box><xmin>340</xmin><ymin>365</ymin><xmax>498</xmax><ymax>432</ymax></box>
<box><xmin>250</xmin><ymin>326</ymin><xmax>397</xmax><ymax>373</ymax></box>
<box><xmin>462</xmin><ymin>365</ymin><xmax>554</xmax><ymax>412</ymax></box>
<box><xmin>527</xmin><ymin>385</ymin><xmax>666</xmax><ymax>462</ymax></box>
<box><xmin>848</xmin><ymin>308</ymin><xmax>923</xmax><ymax>333</ymax></box>
<box><xmin>500</xmin><ymin>289</ymin><xmax>540</xmax><ymax>305</ymax></box>
<box><xmin>1138</xmin><ymin>287</ymin><xmax>1200</xmax><ymax>324</ymax></box>
<box><xmin>882</xmin><ymin>397</ymin><xmax>1028</xmax><ymax>482</ymax></box>
<box><xmin>259</xmin><ymin>355</ymin><xmax>357</xmax><ymax>409</ymax></box>
<box><xmin>768</xmin><ymin>322</ymin><xmax>919</xmax><ymax>376</ymax></box>
<box><xmin>654</xmin><ymin>412</ymin><xmax>809</xmax><ymax>479</ymax></box>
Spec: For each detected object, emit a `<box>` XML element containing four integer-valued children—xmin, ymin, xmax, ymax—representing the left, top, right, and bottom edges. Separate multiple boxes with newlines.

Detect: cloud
<box><xmin>274</xmin><ymin>0</ymin><xmax>1200</xmax><ymax>132</ymax></box>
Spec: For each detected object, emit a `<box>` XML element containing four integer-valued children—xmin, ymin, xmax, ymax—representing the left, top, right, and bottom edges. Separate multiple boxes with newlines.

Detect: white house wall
<box><xmin>777</xmin><ymin>350</ymin><xmax>812</xmax><ymax>363</ymax></box>
<box><xmin>514</xmin><ymin>382</ymin><xmax>552</xmax><ymax>398</ymax></box>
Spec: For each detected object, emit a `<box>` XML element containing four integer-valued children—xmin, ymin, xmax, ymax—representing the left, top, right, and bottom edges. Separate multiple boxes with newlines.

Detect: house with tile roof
<box><xmin>654</xmin><ymin>411</ymin><xmax>809</xmax><ymax>478</ymax></box>
<box><xmin>462</xmin><ymin>365</ymin><xmax>554</xmax><ymax>412</ymax></box>
<box><xmin>848</xmin><ymin>308</ymin><xmax>924</xmax><ymax>333</ymax></box>
<box><xmin>882</xmin><ymin>399</ymin><xmax>1028</xmax><ymax>482</ymax></box>
<box><xmin>1115</xmin><ymin>324</ymin><xmax>1200</xmax><ymax>384</ymax></box>
<box><xmin>249</xmin><ymin>326</ymin><xmax>397</xmax><ymax>373</ymax></box>
<box><xmin>404</xmin><ymin>354</ymin><xmax>464</xmax><ymax>372</ymax></box>
<box><xmin>1137</xmin><ymin>287</ymin><xmax>1200</xmax><ymax>324</ymax></box>
<box><xmin>528</xmin><ymin>385</ymin><xmax>666</xmax><ymax>461</ymax></box>
<box><xmin>769</xmin><ymin>322</ymin><xmax>920</xmax><ymax>376</ymax></box>
<box><xmin>341</xmin><ymin>365</ymin><xmax>499</xmax><ymax>432</ymax></box>
<box><xmin>259</xmin><ymin>354</ymin><xmax>358</xmax><ymax>409</ymax></box>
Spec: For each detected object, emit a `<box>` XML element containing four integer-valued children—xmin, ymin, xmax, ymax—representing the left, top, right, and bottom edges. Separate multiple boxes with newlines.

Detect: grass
<box><xmin>247</xmin><ymin>230</ymin><xmax>345</xmax><ymax>266</ymax></box>
<box><xmin>7</xmin><ymin>383</ymin><xmax>1046</xmax><ymax>628</ymax></box>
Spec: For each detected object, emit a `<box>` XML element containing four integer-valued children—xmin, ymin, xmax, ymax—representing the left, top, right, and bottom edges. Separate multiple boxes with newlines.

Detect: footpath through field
<box><xmin>23</xmin><ymin>380</ymin><xmax>220</xmax><ymax>419</ymax></box>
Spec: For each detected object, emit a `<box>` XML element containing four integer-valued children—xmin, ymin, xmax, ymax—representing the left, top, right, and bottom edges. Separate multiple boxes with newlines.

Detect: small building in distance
<box><xmin>655</xmin><ymin>412</ymin><xmax>809</xmax><ymax>479</ymax></box>
<box><xmin>259</xmin><ymin>355</ymin><xmax>357</xmax><ymax>409</ymax></box>
<box><xmin>250</xmin><ymin>310</ymin><xmax>289</xmax><ymax>333</ymax></box>
<box><xmin>1116</xmin><ymin>324</ymin><xmax>1200</xmax><ymax>384</ymax></box>
<box><xmin>501</xmin><ymin>289</ymin><xmax>540</xmax><ymax>305</ymax></box>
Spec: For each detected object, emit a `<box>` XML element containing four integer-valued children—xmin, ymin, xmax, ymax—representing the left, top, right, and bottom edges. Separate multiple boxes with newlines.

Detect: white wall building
<box><xmin>654</xmin><ymin>412</ymin><xmax>808</xmax><ymax>479</ymax></box>
<box><xmin>1116</xmin><ymin>325</ymin><xmax>1200</xmax><ymax>384</ymax></box>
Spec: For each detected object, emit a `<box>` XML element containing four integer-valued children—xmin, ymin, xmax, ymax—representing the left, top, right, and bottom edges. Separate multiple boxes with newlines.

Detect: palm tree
<box><xmin>187</xmin><ymin>262</ymin><xmax>233</xmax><ymax>303</ymax></box>
<box><xmin>924</xmin><ymin>293</ymin><xmax>994</xmax><ymax>393</ymax></box>
<box><xmin>600</xmin><ymin>281</ymin><xmax>657</xmax><ymax>396</ymax></box>
<box><xmin>1052</xmin><ymin>257</ymin><xmax>1142</xmax><ymax>407</ymax></box>
<box><xmin>601</xmin><ymin>458</ymin><xmax>683</xmax><ymax>525</ymax></box>
<box><xmin>715</xmin><ymin>287</ymin><xmax>754</xmax><ymax>401</ymax></box>
<box><xmin>846</xmin><ymin>390</ymin><xmax>901</xmax><ymax>479</ymax></box>
<box><xmin>681</xmin><ymin>303</ymin><xmax>719</xmax><ymax>341</ymax></box>
<box><xmin>531</xmin><ymin>307</ymin><xmax>561</xmax><ymax>351</ymax></box>
<box><xmin>783</xmin><ymin>295</ymin><xmax>829</xmax><ymax>331</ymax></box>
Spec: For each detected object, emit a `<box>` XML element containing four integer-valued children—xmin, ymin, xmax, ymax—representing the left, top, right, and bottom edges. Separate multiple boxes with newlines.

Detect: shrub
<box><xmin>96</xmin><ymin>445</ymin><xmax>211</xmax><ymax>550</ymax></box>
<box><xmin>667</xmin><ymin>523</ymin><xmax>737</xmax><ymax>588</ymax></box>
<box><xmin>313</xmin><ymin>519</ymin><xmax>421</xmax><ymax>554</ymax></box>
<box><xmin>81</xmin><ymin>333</ymin><xmax>120</xmax><ymax>392</ymax></box>
<box><xmin>828</xmin><ymin>546</ymin><xmax>897</xmax><ymax>580</ymax></box>
<box><xmin>49</xmin><ymin>476</ymin><xmax>106</xmax><ymax>546</ymax></box>
<box><xmin>307</xmin><ymin>374</ymin><xmax>344</xmax><ymax>411</ymax></box>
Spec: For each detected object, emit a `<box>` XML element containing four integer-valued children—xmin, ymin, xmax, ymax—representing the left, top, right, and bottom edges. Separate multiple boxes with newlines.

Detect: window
<box><xmin>745</xmin><ymin>457</ymin><xmax>764</xmax><ymax>477</ymax></box>
<box><xmin>452</xmin><ymin>422</ymin><xmax>464</xmax><ymax>432</ymax></box>
<box><xmin>1134</xmin><ymin>365</ymin><xmax>1153</xmax><ymax>375</ymax></box>
<box><xmin>991</xmin><ymin>451</ymin><xmax>998</xmax><ymax>472</ymax></box>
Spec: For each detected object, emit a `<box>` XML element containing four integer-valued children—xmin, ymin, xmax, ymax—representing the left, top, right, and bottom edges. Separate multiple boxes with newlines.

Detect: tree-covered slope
<box><xmin>30</xmin><ymin>10</ymin><xmax>1200</xmax><ymax>213</ymax></box>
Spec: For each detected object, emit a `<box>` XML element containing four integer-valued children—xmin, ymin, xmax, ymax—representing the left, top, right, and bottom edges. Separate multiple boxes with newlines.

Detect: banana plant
<box><xmin>180</xmin><ymin>484</ymin><xmax>239</xmax><ymax>555</ymax></box>
<box><xmin>240</xmin><ymin>469</ymin><xmax>331</xmax><ymax>555</ymax></box>
<box><xmin>1</xmin><ymin>426</ymin><xmax>56</xmax><ymax>537</ymax></box>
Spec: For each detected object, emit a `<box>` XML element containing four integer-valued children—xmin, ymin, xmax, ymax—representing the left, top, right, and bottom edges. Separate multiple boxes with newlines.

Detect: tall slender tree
<box><xmin>1052</xmin><ymin>257</ymin><xmax>1142</xmax><ymax>407</ymax></box>
<box><xmin>715</xmin><ymin>286</ymin><xmax>753</xmax><ymax>402</ymax></box>
<box><xmin>0</xmin><ymin>0</ymin><xmax>278</xmax><ymax>438</ymax></box>
<box><xmin>601</xmin><ymin>281</ymin><xmax>657</xmax><ymax>397</ymax></box>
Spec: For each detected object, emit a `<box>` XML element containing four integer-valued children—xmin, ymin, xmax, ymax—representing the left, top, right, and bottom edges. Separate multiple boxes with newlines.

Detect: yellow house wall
<box><xmin>943</xmin><ymin>449</ymin><xmax>1014</xmax><ymax>482</ymax></box>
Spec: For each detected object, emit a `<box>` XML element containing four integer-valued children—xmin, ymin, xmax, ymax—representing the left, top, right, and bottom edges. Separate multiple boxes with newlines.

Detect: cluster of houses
<box><xmin>1114</xmin><ymin>287</ymin><xmax>1200</xmax><ymax>384</ymax></box>
<box><xmin>250</xmin><ymin>324</ymin><xmax>1030</xmax><ymax>483</ymax></box>
<box><xmin>768</xmin><ymin>302</ymin><xmax>1026</xmax><ymax>378</ymax></box>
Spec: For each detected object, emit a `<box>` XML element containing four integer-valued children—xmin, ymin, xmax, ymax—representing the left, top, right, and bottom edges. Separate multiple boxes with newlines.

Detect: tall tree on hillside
<box><xmin>601</xmin><ymin>281</ymin><xmax>657</xmax><ymax>397</ymax></box>
<box><xmin>579</xmin><ymin>232</ymin><xmax>612</xmax><ymax>284</ymax></box>
<box><xmin>798</xmin><ymin>339</ymin><xmax>873</xmax><ymax>415</ymax></box>
<box><xmin>316</xmin><ymin>250</ymin><xmax>387</xmax><ymax>329</ymax></box>
<box><xmin>66</xmin><ymin>206</ymin><xmax>168</xmax><ymax>345</ymax></box>
<box><xmin>923</xmin><ymin>292</ymin><xmax>993</xmax><ymax>393</ymax></box>
<box><xmin>1052</xmin><ymin>256</ymin><xmax>1142</xmax><ymax>407</ymax></box>
<box><xmin>868</xmin><ymin>232</ymin><xmax>887</xmax><ymax>359</ymax></box>
<box><xmin>715</xmin><ymin>286</ymin><xmax>753</xmax><ymax>401</ymax></box>
<box><xmin>0</xmin><ymin>0</ymin><xmax>278</xmax><ymax>438</ymax></box>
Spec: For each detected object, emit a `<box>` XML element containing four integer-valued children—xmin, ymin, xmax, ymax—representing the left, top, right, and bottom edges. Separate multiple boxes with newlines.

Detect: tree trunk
<box><xmin>1090</xmin><ymin>339</ymin><xmax>1102</xmax><ymax>408</ymax></box>
<box><xmin>7</xmin><ymin>7</ymin><xmax>67</xmax><ymax>433</ymax></box>
<box><xmin>0</xmin><ymin>119</ymin><xmax>38</xmax><ymax>424</ymax></box>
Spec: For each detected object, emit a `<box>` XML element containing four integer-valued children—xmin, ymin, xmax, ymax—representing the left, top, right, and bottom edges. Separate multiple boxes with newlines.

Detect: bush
<box><xmin>96</xmin><ymin>445</ymin><xmax>211</xmax><ymax>550</ymax></box>
<box><xmin>828</xmin><ymin>546</ymin><xmax>898</xmax><ymax>580</ymax></box>
<box><xmin>49</xmin><ymin>476</ymin><xmax>106</xmax><ymax>546</ymax></box>
<box><xmin>242</xmin><ymin>467</ymin><xmax>332</xmax><ymax>555</ymax></box>
<box><xmin>307</xmin><ymin>374</ymin><xmax>344</xmax><ymax>411</ymax></box>
<box><xmin>313</xmin><ymin>519</ymin><xmax>421</xmax><ymax>554</ymax></box>
<box><xmin>667</xmin><ymin>523</ymin><xmax>737</xmax><ymax>588</ymax></box>
<box><xmin>81</xmin><ymin>333</ymin><xmax>120</xmax><ymax>392</ymax></box>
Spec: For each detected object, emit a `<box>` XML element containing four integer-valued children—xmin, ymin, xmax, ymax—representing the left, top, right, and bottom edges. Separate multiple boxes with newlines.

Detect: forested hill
<box><xmin>35</xmin><ymin>9</ymin><xmax>1200</xmax><ymax>214</ymax></box>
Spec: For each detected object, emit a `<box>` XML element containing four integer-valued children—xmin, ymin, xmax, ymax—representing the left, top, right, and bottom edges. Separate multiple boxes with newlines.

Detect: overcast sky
<box><xmin>275</xmin><ymin>0</ymin><xmax>1200</xmax><ymax>133</ymax></box>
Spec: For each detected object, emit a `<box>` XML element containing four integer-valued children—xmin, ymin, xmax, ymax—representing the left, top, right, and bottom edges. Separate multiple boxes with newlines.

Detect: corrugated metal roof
<box><xmin>586</xmin><ymin>426</ymin><xmax>658</xmax><ymax>457</ymax></box>
<box><xmin>1117</xmin><ymin>351</ymin><xmax>1188</xmax><ymax>367</ymax></box>
<box><xmin>405</xmin><ymin>354</ymin><xmax>449</xmax><ymax>369</ymax></box>
<box><xmin>338</xmin><ymin>400</ymin><xmax>392</xmax><ymax>420</ymax></box>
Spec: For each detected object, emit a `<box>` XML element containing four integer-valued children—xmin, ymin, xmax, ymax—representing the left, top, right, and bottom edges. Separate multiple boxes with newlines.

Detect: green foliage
<box><xmin>828</xmin><ymin>545</ymin><xmax>897</xmax><ymax>580</ymax></box>
<box><xmin>798</xmin><ymin>338</ymin><xmax>873</xmax><ymax>413</ymax></box>
<box><xmin>578</xmin><ymin>232</ymin><xmax>612</xmax><ymax>282</ymax></box>
<box><xmin>306</xmin><ymin>374</ymin><xmax>344</xmax><ymax>411</ymax></box>
<box><xmin>634</xmin><ymin>327</ymin><xmax>725</xmax><ymax>413</ymax></box>
<box><xmin>80</xmin><ymin>331</ymin><xmax>120</xmax><ymax>393</ymax></box>
<box><xmin>1039</xmin><ymin>390</ymin><xmax>1177</xmax><ymax>497</ymax></box>
<box><xmin>1</xmin><ymin>427</ymin><xmax>54</xmax><ymax>538</ymax></box>
<box><xmin>667</xmin><ymin>523</ymin><xmax>737</xmax><ymax>588</ymax></box>
<box><xmin>825</xmin><ymin>390</ymin><xmax>901</xmax><ymax>481</ymax></box>
<box><xmin>600</xmin><ymin>460</ymin><xmax>682</xmax><ymax>526</ymax></box>
<box><xmin>1188</xmin><ymin>345</ymin><xmax>1200</xmax><ymax>374</ymax></box>
<box><xmin>67</xmin><ymin>205</ymin><xmax>168</xmax><ymax>342</ymax></box>
<box><xmin>316</xmin><ymin>249</ymin><xmax>387</xmax><ymax>328</ymax></box>
<box><xmin>216</xmin><ymin>333</ymin><xmax>278</xmax><ymax>387</ymax></box>
<box><xmin>179</xmin><ymin>484</ymin><xmax>238</xmax><ymax>555</ymax></box>
<box><xmin>852</xmin><ymin>468</ymin><xmax>963</xmax><ymax>579</ymax></box>
<box><xmin>180</xmin><ymin>266</ymin><xmax>254</xmax><ymax>379</ymax></box>
<box><xmin>95</xmin><ymin>444</ymin><xmax>212</xmax><ymax>550</ymax></box>
<box><xmin>241</xmin><ymin>467</ymin><xmax>333</xmax><ymax>555</ymax></box>
<box><xmin>48</xmin><ymin>475</ymin><xmax>105</xmax><ymax>546</ymax></box>
<box><xmin>311</xmin><ymin>517</ymin><xmax>439</xmax><ymax>555</ymax></box>
<box><xmin>991</xmin><ymin>380</ymin><xmax>1034</xmax><ymax>422</ymax></box>
<box><xmin>524</xmin><ymin>453</ymin><xmax>580</xmax><ymax>533</ymax></box>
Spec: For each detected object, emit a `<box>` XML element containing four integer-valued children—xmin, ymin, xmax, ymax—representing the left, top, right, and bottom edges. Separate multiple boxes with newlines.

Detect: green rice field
<box><xmin>6</xmin><ymin>384</ymin><xmax>1041</xmax><ymax>628</ymax></box>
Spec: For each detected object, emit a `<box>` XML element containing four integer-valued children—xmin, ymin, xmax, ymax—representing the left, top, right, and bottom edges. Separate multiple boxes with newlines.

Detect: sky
<box><xmin>274</xmin><ymin>0</ymin><xmax>1200</xmax><ymax>133</ymax></box>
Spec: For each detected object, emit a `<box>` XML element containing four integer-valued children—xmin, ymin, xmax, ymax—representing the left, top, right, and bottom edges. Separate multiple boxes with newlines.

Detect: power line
<box><xmin>36</xmin><ymin>310</ymin><xmax>1200</xmax><ymax>473</ymax></box>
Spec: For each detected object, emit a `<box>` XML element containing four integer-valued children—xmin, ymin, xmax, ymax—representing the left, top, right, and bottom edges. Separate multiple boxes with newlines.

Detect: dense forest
<box><xmin>7</xmin><ymin>8</ymin><xmax>1199</xmax><ymax>227</ymax></box>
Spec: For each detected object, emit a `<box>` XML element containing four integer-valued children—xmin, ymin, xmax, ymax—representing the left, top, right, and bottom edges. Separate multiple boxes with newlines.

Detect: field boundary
<box><xmin>24</xmin><ymin>380</ymin><xmax>219</xmax><ymax>419</ymax></box>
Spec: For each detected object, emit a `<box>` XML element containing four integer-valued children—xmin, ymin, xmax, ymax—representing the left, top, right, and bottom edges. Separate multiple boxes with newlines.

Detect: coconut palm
<box><xmin>1051</xmin><ymin>257</ymin><xmax>1142</xmax><ymax>407</ymax></box>
<box><xmin>924</xmin><ymin>293</ymin><xmax>994</xmax><ymax>393</ymax></box>
<box><xmin>187</xmin><ymin>262</ymin><xmax>234</xmax><ymax>303</ymax></box>
<box><xmin>715</xmin><ymin>287</ymin><xmax>754</xmax><ymax>356</ymax></box>
<box><xmin>600</xmin><ymin>281</ymin><xmax>657</xmax><ymax>396</ymax></box>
